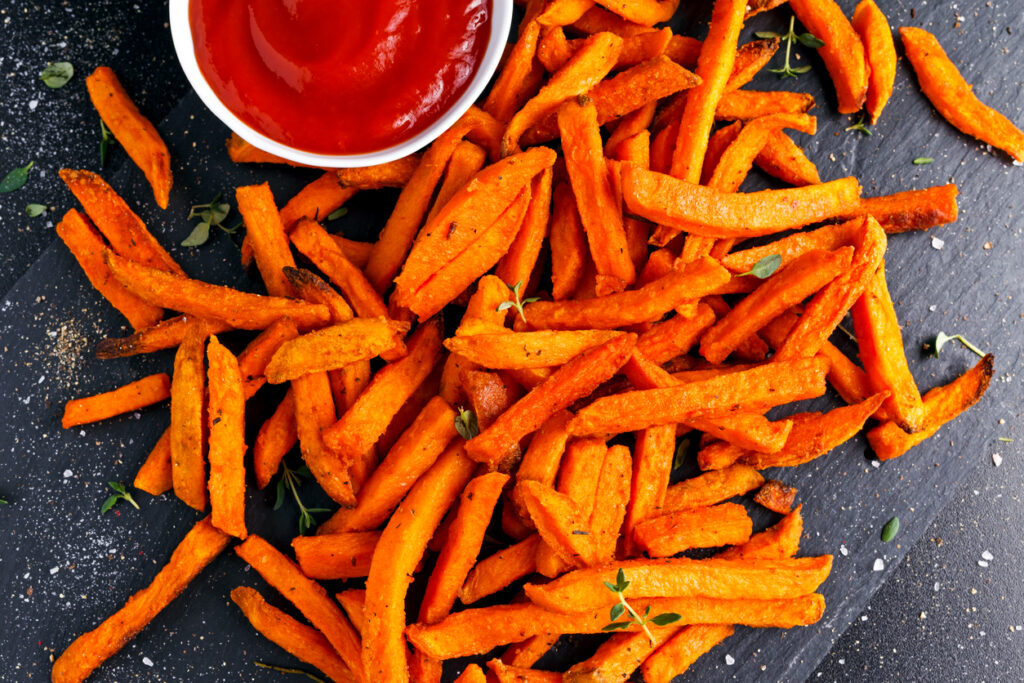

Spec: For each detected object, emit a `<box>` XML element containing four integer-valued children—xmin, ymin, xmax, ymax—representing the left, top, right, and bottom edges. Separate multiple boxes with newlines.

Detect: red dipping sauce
<box><xmin>189</xmin><ymin>0</ymin><xmax>490</xmax><ymax>155</ymax></box>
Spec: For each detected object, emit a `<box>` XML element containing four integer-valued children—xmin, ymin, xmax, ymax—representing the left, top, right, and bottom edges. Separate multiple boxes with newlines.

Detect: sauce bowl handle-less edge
<box><xmin>168</xmin><ymin>0</ymin><xmax>513</xmax><ymax>169</ymax></box>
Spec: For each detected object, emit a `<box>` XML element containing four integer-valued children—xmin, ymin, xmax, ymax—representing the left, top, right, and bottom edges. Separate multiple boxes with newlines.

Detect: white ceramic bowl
<box><xmin>169</xmin><ymin>0</ymin><xmax>512</xmax><ymax>168</ymax></box>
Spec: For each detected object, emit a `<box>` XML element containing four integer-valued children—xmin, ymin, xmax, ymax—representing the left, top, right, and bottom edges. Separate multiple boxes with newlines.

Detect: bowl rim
<box><xmin>168</xmin><ymin>0</ymin><xmax>512</xmax><ymax>168</ymax></box>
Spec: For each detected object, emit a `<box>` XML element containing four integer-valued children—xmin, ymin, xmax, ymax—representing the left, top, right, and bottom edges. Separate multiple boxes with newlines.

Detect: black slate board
<box><xmin>1</xmin><ymin>2</ymin><xmax>1023</xmax><ymax>681</ymax></box>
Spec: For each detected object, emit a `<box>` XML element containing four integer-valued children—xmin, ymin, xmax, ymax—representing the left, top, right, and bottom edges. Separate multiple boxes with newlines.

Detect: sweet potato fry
<box><xmin>503</xmin><ymin>32</ymin><xmax>623</xmax><ymax>155</ymax></box>
<box><xmin>720</xmin><ymin>505</ymin><xmax>804</xmax><ymax>561</ymax></box>
<box><xmin>485</xmin><ymin>17</ymin><xmax>544</xmax><ymax>122</ymax></box>
<box><xmin>106</xmin><ymin>250</ymin><xmax>329</xmax><ymax>330</ymax></box>
<box><xmin>134</xmin><ymin>428</ymin><xmax>173</xmax><ymax>496</ymax></box>
<box><xmin>755</xmin><ymin>130</ymin><xmax>822</xmax><ymax>187</ymax></box>
<box><xmin>867</xmin><ymin>354</ymin><xmax>993</xmax><ymax>460</ymax></box>
<box><xmin>465</xmin><ymin>370</ymin><xmax>523</xmax><ymax>434</ymax></box>
<box><xmin>537</xmin><ymin>25</ymin><xmax>575</xmax><ymax>72</ymax></box>
<box><xmin>57</xmin><ymin>209</ymin><xmax>164</xmax><ymax>330</ymax></box>
<box><xmin>755</xmin><ymin>479</ymin><xmax>797</xmax><ymax>514</ymax></box>
<box><xmin>851</xmin><ymin>1</ymin><xmax>896</xmax><ymax>123</ymax></box>
<box><xmin>394</xmin><ymin>147</ymin><xmax>556</xmax><ymax>301</ymax></box>
<box><xmin>96</xmin><ymin>314</ymin><xmax>231</xmax><ymax>359</ymax></box>
<box><xmin>789</xmin><ymin>0</ymin><xmax>868</xmax><ymax>114</ymax></box>
<box><xmin>565</xmin><ymin>625</ymin><xmax>679</xmax><ymax>683</ymax></box>
<box><xmin>721</xmin><ymin>220</ymin><xmax>860</xmax><ymax>274</ymax></box>
<box><xmin>662</xmin><ymin>464</ymin><xmax>764</xmax><ymax>511</ymax></box>
<box><xmin>335</xmin><ymin>589</ymin><xmax>366</xmax><ymax>636</ymax></box>
<box><xmin>404</xmin><ymin>188</ymin><xmax>533</xmax><ymax>320</ymax></box>
<box><xmin>726</xmin><ymin>38</ymin><xmax>781</xmax><ymax>90</ymax></box>
<box><xmin>524</xmin><ymin>257</ymin><xmax>729</xmax><ymax>331</ymax></box>
<box><xmin>291</xmin><ymin>371</ymin><xmax>355</xmax><ymax>507</ymax></box>
<box><xmin>744</xmin><ymin>0</ymin><xmax>787</xmax><ymax>18</ymax></box>
<box><xmin>292</xmin><ymin>531</ymin><xmax>380</xmax><ymax>580</ymax></box>
<box><xmin>427</xmin><ymin>141</ymin><xmax>490</xmax><ymax>224</ymax></box>
<box><xmin>420</xmin><ymin>472</ymin><xmax>509</xmax><ymax>624</ymax></box>
<box><xmin>460</xmin><ymin>534</ymin><xmax>542</xmax><ymax>605</ymax></box>
<box><xmin>454</xmin><ymin>664</ymin><xmax>488</xmax><ymax>683</ymax></box>
<box><xmin>170</xmin><ymin>321</ymin><xmax>207</xmax><ymax>511</ymax></box>
<box><xmin>237</xmin><ymin>317</ymin><xmax>302</xmax><ymax>397</ymax></box>
<box><xmin>62</xmin><ymin>372</ymin><xmax>169</xmax><ymax>429</ymax></box>
<box><xmin>510</xmin><ymin>410</ymin><xmax>573</xmax><ymax>521</ymax></box>
<box><xmin>283</xmin><ymin>267</ymin><xmax>354</xmax><ymax>324</ymax></box>
<box><xmin>335</xmin><ymin>155</ymin><xmax>419</xmax><ymax>189</ymax></box>
<box><xmin>634</xmin><ymin>304</ymin><xmax>716</xmax><ymax>364</ymax></box>
<box><xmin>568</xmin><ymin>5</ymin><xmax>653</xmax><ymax>35</ymax></box>
<box><xmin>406</xmin><ymin>594</ymin><xmax>825</xmax><ymax>658</ymax></box>
<box><xmin>851</xmin><ymin>263</ymin><xmax>925</xmax><ymax>432</ymax></box>
<box><xmin>231</xmin><ymin>587</ymin><xmax>356</xmax><ymax>683</ymax></box>
<box><xmin>526</xmin><ymin>555</ymin><xmax>832</xmax><ymax>613</ymax></box>
<box><xmin>622</xmin><ymin>424</ymin><xmax>675</xmax><ymax>556</ymax></box>
<box><xmin>488</xmin><ymin>660</ymin><xmax>562</xmax><ymax>683</ymax></box>
<box><xmin>323</xmin><ymin>319</ymin><xmax>444</xmax><ymax>462</ymax></box>
<box><xmin>59</xmin><ymin>169</ymin><xmax>182</xmax><ymax>274</ymax></box>
<box><xmin>265</xmin><ymin>318</ymin><xmax>408</xmax><ymax>383</ymax></box>
<box><xmin>635</xmin><ymin>502</ymin><xmax>753</xmax><ymax>556</ymax></box>
<box><xmin>496</xmin><ymin>166</ymin><xmax>554</xmax><ymax>290</ymax></box>
<box><xmin>446</xmin><ymin>330</ymin><xmax>624</xmax><ymax>370</ymax></box>
<box><xmin>640</xmin><ymin>624</ymin><xmax>735</xmax><ymax>683</ymax></box>
<box><xmin>249</xmin><ymin>173</ymin><xmax>356</xmax><ymax>260</ymax></box>
<box><xmin>206</xmin><ymin>336</ymin><xmax>247</xmax><ymax>538</ymax></box>
<box><xmin>363</xmin><ymin>444</ymin><xmax>476</xmax><ymax>683</ymax></box>
<box><xmin>85</xmin><ymin>66</ymin><xmax>172</xmax><ymax>208</ymax></box>
<box><xmin>52</xmin><ymin>518</ymin><xmax>229</xmax><ymax>683</ymax></box>
<box><xmin>570</xmin><ymin>357</ymin><xmax>829</xmax><ymax>436</ymax></box>
<box><xmin>701</xmin><ymin>248</ymin><xmax>852</xmax><ymax>364</ymax></box>
<box><xmin>848</xmin><ymin>184</ymin><xmax>959</xmax><ymax>234</ymax></box>
<box><xmin>236</xmin><ymin>183</ymin><xmax>297</xmax><ymax>298</ymax></box>
<box><xmin>741</xmin><ymin>393</ymin><xmax>888</xmax><ymax>469</ymax></box>
<box><xmin>377</xmin><ymin>363</ymin><xmax>442</xmax><ymax>455</ymax></box>
<box><xmin>253</xmin><ymin>390</ymin><xmax>297</xmax><ymax>489</ymax></box>
<box><xmin>624</xmin><ymin>167</ymin><xmax>862</xmax><ymax>239</ymax></box>
<box><xmin>236</xmin><ymin>535</ymin><xmax>364</xmax><ymax>681</ymax></box>
<box><xmin>226</xmin><ymin>133</ymin><xmax>312</xmax><ymax>166</ymax></box>
<box><xmin>715</xmin><ymin>89</ymin><xmax>817</xmax><ymax>121</ymax></box>
<box><xmin>589</xmin><ymin>444</ymin><xmax>631</xmax><ymax>563</ymax></box>
<box><xmin>465</xmin><ymin>334</ymin><xmax>636</xmax><ymax>470</ymax></box>
<box><xmin>519</xmin><ymin>480</ymin><xmax>600</xmax><ymax>568</ymax></box>
<box><xmin>549</xmin><ymin>182</ymin><xmax>589</xmax><ymax>301</ymax></box>
<box><xmin>901</xmin><ymin>27</ymin><xmax>1024</xmax><ymax>162</ymax></box>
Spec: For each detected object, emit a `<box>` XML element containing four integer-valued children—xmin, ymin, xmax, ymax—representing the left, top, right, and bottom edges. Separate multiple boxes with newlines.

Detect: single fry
<box><xmin>848</xmin><ymin>184</ymin><xmax>959</xmax><ymax>234</ymax></box>
<box><xmin>484</xmin><ymin>17</ymin><xmax>543</xmax><ymax>122</ymax></box>
<box><xmin>549</xmin><ymin>182</ymin><xmax>590</xmax><ymax>300</ymax></box>
<box><xmin>495</xmin><ymin>166</ymin><xmax>554</xmax><ymax>290</ymax></box>
<box><xmin>62</xmin><ymin>372</ymin><xmax>169</xmax><ymax>429</ymax></box>
<box><xmin>237</xmin><ymin>317</ymin><xmax>302</xmax><ymax>397</ymax></box>
<box><xmin>852</xmin><ymin>0</ymin><xmax>896</xmax><ymax>123</ymax></box>
<box><xmin>292</xmin><ymin>371</ymin><xmax>354</xmax><ymax>507</ymax></box>
<box><xmin>335</xmin><ymin>155</ymin><xmax>419</xmax><ymax>189</ymax></box>
<box><xmin>635</xmin><ymin>502</ymin><xmax>753</xmax><ymax>556</ymax></box>
<box><xmin>445</xmin><ymin>330</ymin><xmax>624</xmax><ymax>370</ymax></box>
<box><xmin>265</xmin><ymin>318</ymin><xmax>409</xmax><ymax>383</ymax></box>
<box><xmin>170</xmin><ymin>321</ymin><xmax>207</xmax><ymax>511</ymax></box>
<box><xmin>901</xmin><ymin>26</ymin><xmax>1024</xmax><ymax>162</ymax></box>
<box><xmin>405</xmin><ymin>594</ymin><xmax>826</xmax><ymax>659</ymax></box>
<box><xmin>501</xmin><ymin>634</ymin><xmax>559</xmax><ymax>669</ymax></box>
<box><xmin>510</xmin><ymin>410</ymin><xmax>573</xmax><ymax>523</ymax></box>
<box><xmin>755</xmin><ymin>479</ymin><xmax>798</xmax><ymax>514</ymax></box>
<box><xmin>134</xmin><ymin>428</ymin><xmax>173</xmax><ymax>496</ymax></box>
<box><xmin>662</xmin><ymin>464</ymin><xmax>764</xmax><ymax>512</ymax></box>
<box><xmin>52</xmin><ymin>518</ymin><xmax>229</xmax><ymax>683</ymax></box>
<box><xmin>253</xmin><ymin>390</ymin><xmax>297</xmax><ymax>489</ymax></box>
<box><xmin>292</xmin><ymin>531</ymin><xmax>381</xmax><ymax>580</ymax></box>
<box><xmin>789</xmin><ymin>0</ymin><xmax>868</xmax><ymax>113</ymax></box>
<box><xmin>755</xmin><ymin>130</ymin><xmax>822</xmax><ymax>186</ymax></box>
<box><xmin>867</xmin><ymin>354</ymin><xmax>993</xmax><ymax>460</ymax></box>
<box><xmin>635</xmin><ymin>303</ymin><xmax>716</xmax><ymax>363</ymax></box>
<box><xmin>460</xmin><ymin>534</ymin><xmax>542</xmax><ymax>605</ymax></box>
<box><xmin>96</xmin><ymin>314</ymin><xmax>231</xmax><ymax>359</ymax></box>
<box><xmin>236</xmin><ymin>183</ymin><xmax>298</xmax><ymax>297</ymax></box>
<box><xmin>336</xmin><ymin>589</ymin><xmax>366</xmax><ymax>635</ymax></box>
<box><xmin>85</xmin><ymin>66</ymin><xmax>172</xmax><ymax>208</ymax></box>
<box><xmin>564</xmin><ymin>626</ymin><xmax>679</xmax><ymax>683</ymax></box>
<box><xmin>719</xmin><ymin>505</ymin><xmax>804</xmax><ymax>560</ymax></box>
<box><xmin>640</xmin><ymin>624</ymin><xmax>735</xmax><ymax>683</ymax></box>
<box><xmin>721</xmin><ymin>220</ymin><xmax>860</xmax><ymax>274</ymax></box>
<box><xmin>231</xmin><ymin>586</ymin><xmax>357</xmax><ymax>683</ymax></box>
<box><xmin>519</xmin><ymin>481</ymin><xmax>598</xmax><ymax>569</ymax></box>
<box><xmin>588</xmin><ymin>444</ymin><xmax>632</xmax><ymax>563</ymax></box>
<box><xmin>206</xmin><ymin>336</ymin><xmax>247</xmax><ymax>538</ymax></box>
<box><xmin>623</xmin><ymin>424</ymin><xmax>675</xmax><ymax>555</ymax></box>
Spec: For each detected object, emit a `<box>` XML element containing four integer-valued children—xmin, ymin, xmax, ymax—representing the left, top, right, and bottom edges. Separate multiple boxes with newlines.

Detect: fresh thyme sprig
<box><xmin>101</xmin><ymin>481</ymin><xmax>139</xmax><ymax>514</ymax></box>
<box><xmin>756</xmin><ymin>16</ymin><xmax>824</xmax><ymax>79</ymax></box>
<box><xmin>931</xmin><ymin>331</ymin><xmax>984</xmax><ymax>358</ymax></box>
<box><xmin>845</xmin><ymin>113</ymin><xmax>873</xmax><ymax>136</ymax></box>
<box><xmin>496</xmin><ymin>280</ymin><xmax>540</xmax><ymax>323</ymax></box>
<box><xmin>254</xmin><ymin>661</ymin><xmax>327</xmax><ymax>683</ymax></box>
<box><xmin>602</xmin><ymin>569</ymin><xmax>681</xmax><ymax>644</ymax></box>
<box><xmin>454</xmin><ymin>406</ymin><xmax>480</xmax><ymax>440</ymax></box>
<box><xmin>273</xmin><ymin>462</ymin><xmax>331</xmax><ymax>535</ymax></box>
<box><xmin>736</xmin><ymin>254</ymin><xmax>782</xmax><ymax>279</ymax></box>
<box><xmin>181</xmin><ymin>193</ymin><xmax>241</xmax><ymax>247</ymax></box>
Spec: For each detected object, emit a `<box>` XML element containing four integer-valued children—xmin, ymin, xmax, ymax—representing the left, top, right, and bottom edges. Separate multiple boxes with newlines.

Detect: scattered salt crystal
<box><xmin>79</xmin><ymin>430</ymin><xmax>85</xmax><ymax>437</ymax></box>
<box><xmin>873</xmin><ymin>558</ymin><xmax>885</xmax><ymax>571</ymax></box>
<box><xmin>28</xmin><ymin>99</ymin><xmax>38</xmax><ymax>111</ymax></box>
<box><xmin>861</xmin><ymin>615</ymin><xmax>869</xmax><ymax>622</ymax></box>
<box><xmin>49</xmin><ymin>566</ymin><xmax>58</xmax><ymax>575</ymax></box>
<box><xmin>871</xmin><ymin>460</ymin><xmax>880</xmax><ymax>469</ymax></box>
<box><xmin>37</xmin><ymin>375</ymin><xmax>45</xmax><ymax>384</ymax></box>
<box><xmin>23</xmin><ymin>572</ymin><xmax>30</xmax><ymax>580</ymax></box>
<box><xmin>920</xmin><ymin>611</ymin><xmax>928</xmax><ymax>619</ymax></box>
<box><xmin>929</xmin><ymin>305</ymin><xmax>937</xmax><ymax>311</ymax></box>
<box><xmin>978</xmin><ymin>560</ymin><xmax>989</xmax><ymax>568</ymax></box>
<box><xmin>838</xmin><ymin>658</ymin><xmax>845</xmax><ymax>665</ymax></box>
<box><xmin>982</xmin><ymin>550</ymin><xmax>994</xmax><ymax>561</ymax></box>
<box><xmin>142</xmin><ymin>657</ymin><xmax>154</xmax><ymax>667</ymax></box>
<box><xmin>840</xmin><ymin>544</ymin><xmax>849</xmax><ymax>557</ymax></box>
<box><xmin>934</xmin><ymin>582</ymin><xmax>941</xmax><ymax>592</ymax></box>
<box><xmin>992</xmin><ymin>453</ymin><xmax>1002</xmax><ymax>467</ymax></box>
<box><xmin>724</xmin><ymin>654</ymin><xmax>735</xmax><ymax>666</ymax></box>
<box><xmin>62</xmin><ymin>469</ymin><xmax>72</xmax><ymax>478</ymax></box>
<box><xmin>931</xmin><ymin>236</ymin><xmax>945</xmax><ymax>250</ymax></box>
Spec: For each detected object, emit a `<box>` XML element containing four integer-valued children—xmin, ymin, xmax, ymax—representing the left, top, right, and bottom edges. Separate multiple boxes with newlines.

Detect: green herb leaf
<box><xmin>0</xmin><ymin>498</ymin><xmax>8</xmax><ymax>505</ymax></box>
<box><xmin>672</xmin><ymin>438</ymin><xmax>690</xmax><ymax>471</ymax></box>
<box><xmin>181</xmin><ymin>221</ymin><xmax>211</xmax><ymax>247</ymax></box>
<box><xmin>40</xmin><ymin>61</ymin><xmax>74</xmax><ymax>89</ymax></box>
<box><xmin>254</xmin><ymin>661</ymin><xmax>328</xmax><ymax>683</ymax></box>
<box><xmin>25</xmin><ymin>203</ymin><xmax>47</xmax><ymax>217</ymax></box>
<box><xmin>610</xmin><ymin>603</ymin><xmax>625</xmax><ymax>621</ymax></box>
<box><xmin>100</xmin><ymin>496</ymin><xmax>119</xmax><ymax>514</ymax></box>
<box><xmin>616</xmin><ymin>568</ymin><xmax>629</xmax><ymax>592</ymax></box>
<box><xmin>997</xmin><ymin>437</ymin><xmax>1013</xmax><ymax>443</ymax></box>
<box><xmin>496</xmin><ymin>280</ymin><xmax>539</xmax><ymax>323</ymax></box>
<box><xmin>650</xmin><ymin>612</ymin><xmax>682</xmax><ymax>626</ymax></box>
<box><xmin>603</xmin><ymin>581</ymin><xmax>618</xmax><ymax>593</ymax></box>
<box><xmin>99</xmin><ymin>119</ymin><xmax>115</xmax><ymax>168</ymax></box>
<box><xmin>100</xmin><ymin>482</ymin><xmax>139</xmax><ymax>514</ymax></box>
<box><xmin>754</xmin><ymin>31</ymin><xmax>782</xmax><ymax>39</ymax></box>
<box><xmin>454</xmin><ymin>407</ymin><xmax>480</xmax><ymax>440</ymax></box>
<box><xmin>790</xmin><ymin>64</ymin><xmax>813</xmax><ymax>74</ymax></box>
<box><xmin>738</xmin><ymin>254</ymin><xmax>782</xmax><ymax>279</ymax></box>
<box><xmin>0</xmin><ymin>161</ymin><xmax>34</xmax><ymax>193</ymax></box>
<box><xmin>913</xmin><ymin>157</ymin><xmax>934</xmax><ymax>165</ymax></box>
<box><xmin>797</xmin><ymin>33</ymin><xmax>825</xmax><ymax>48</ymax></box>
<box><xmin>184</xmin><ymin>194</ymin><xmax>238</xmax><ymax>246</ymax></box>
<box><xmin>274</xmin><ymin>461</ymin><xmax>326</xmax><ymax>535</ymax></box>
<box><xmin>845</xmin><ymin>115</ymin><xmax>873</xmax><ymax>136</ymax></box>
<box><xmin>273</xmin><ymin>477</ymin><xmax>286</xmax><ymax>511</ymax></box>
<box><xmin>326</xmin><ymin>207</ymin><xmax>349</xmax><ymax>221</ymax></box>
<box><xmin>880</xmin><ymin>516</ymin><xmax>900</xmax><ymax>542</ymax></box>
<box><xmin>601</xmin><ymin>621</ymin><xmax>631</xmax><ymax>631</ymax></box>
<box><xmin>108</xmin><ymin>481</ymin><xmax>126</xmax><ymax>494</ymax></box>
<box><xmin>932</xmin><ymin>331</ymin><xmax>984</xmax><ymax>358</ymax></box>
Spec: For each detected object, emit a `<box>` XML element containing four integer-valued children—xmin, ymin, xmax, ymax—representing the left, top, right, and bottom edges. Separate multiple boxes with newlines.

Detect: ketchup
<box><xmin>189</xmin><ymin>0</ymin><xmax>490</xmax><ymax>155</ymax></box>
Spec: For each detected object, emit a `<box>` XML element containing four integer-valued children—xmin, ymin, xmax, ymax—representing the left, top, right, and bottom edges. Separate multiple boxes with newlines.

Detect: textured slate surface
<box><xmin>0</xmin><ymin>1</ymin><xmax>1022</xmax><ymax>682</ymax></box>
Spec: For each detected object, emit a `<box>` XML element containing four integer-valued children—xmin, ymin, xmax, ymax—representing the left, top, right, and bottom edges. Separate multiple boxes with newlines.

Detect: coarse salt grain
<box><xmin>978</xmin><ymin>560</ymin><xmax>989</xmax><ymax>568</ymax></box>
<box><xmin>871</xmin><ymin>460</ymin><xmax>880</xmax><ymax>469</ymax></box>
<box><xmin>49</xmin><ymin>566</ymin><xmax>58</xmax><ymax>575</ymax></box>
<box><xmin>931</xmin><ymin>236</ymin><xmax>945</xmax><ymax>250</ymax></box>
<box><xmin>982</xmin><ymin>550</ymin><xmax>994</xmax><ymax>561</ymax></box>
<box><xmin>873</xmin><ymin>558</ymin><xmax>885</xmax><ymax>571</ymax></box>
<box><xmin>992</xmin><ymin>453</ymin><xmax>1003</xmax><ymax>467</ymax></box>
<box><xmin>840</xmin><ymin>544</ymin><xmax>849</xmax><ymax>556</ymax></box>
<box><xmin>724</xmin><ymin>655</ymin><xmax>735</xmax><ymax>666</ymax></box>
<box><xmin>934</xmin><ymin>582</ymin><xmax>941</xmax><ymax>592</ymax></box>
<box><xmin>62</xmin><ymin>469</ymin><xmax>72</xmax><ymax>478</ymax></box>
<box><xmin>142</xmin><ymin>657</ymin><xmax>153</xmax><ymax>667</ymax></box>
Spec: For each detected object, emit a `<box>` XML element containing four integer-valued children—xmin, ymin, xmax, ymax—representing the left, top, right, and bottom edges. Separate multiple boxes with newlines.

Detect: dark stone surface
<box><xmin>0</xmin><ymin>1</ymin><xmax>1021</xmax><ymax>682</ymax></box>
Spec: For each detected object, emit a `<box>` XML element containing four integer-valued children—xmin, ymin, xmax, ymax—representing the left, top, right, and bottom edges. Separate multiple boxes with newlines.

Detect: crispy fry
<box><xmin>789</xmin><ymin>0</ymin><xmax>868</xmax><ymax>114</ymax></box>
<box><xmin>640</xmin><ymin>624</ymin><xmax>735</xmax><ymax>683</ymax></box>
<box><xmin>565</xmin><ymin>625</ymin><xmax>679</xmax><ymax>683</ymax></box>
<box><xmin>663</xmin><ymin>464</ymin><xmax>764</xmax><ymax>511</ymax></box>
<box><xmin>363</xmin><ymin>444</ymin><xmax>476</xmax><ymax>683</ymax></box>
<box><xmin>623</xmin><ymin>424</ymin><xmax>675</xmax><ymax>556</ymax></box>
<box><xmin>460</xmin><ymin>534</ymin><xmax>542</xmax><ymax>605</ymax></box>
<box><xmin>96</xmin><ymin>314</ymin><xmax>231</xmax><ymax>359</ymax></box>
<box><xmin>323</xmin><ymin>319</ymin><xmax>443</xmax><ymax>462</ymax></box>
<box><xmin>465</xmin><ymin>370</ymin><xmax>523</xmax><ymax>434</ymax></box>
<box><xmin>62</xmin><ymin>372</ymin><xmax>169</xmax><ymax>429</ymax></box>
<box><xmin>283</xmin><ymin>267</ymin><xmax>354</xmax><ymax>324</ymax></box>
<box><xmin>236</xmin><ymin>183</ymin><xmax>297</xmax><ymax>298</ymax></box>
<box><xmin>236</xmin><ymin>535</ymin><xmax>364</xmax><ymax>681</ymax></box>
<box><xmin>335</xmin><ymin>155</ymin><xmax>419</xmax><ymax>189</ymax></box>
<box><xmin>901</xmin><ymin>27</ymin><xmax>1024</xmax><ymax>162</ymax></box>
<box><xmin>454</xmin><ymin>664</ymin><xmax>488</xmax><ymax>683</ymax></box>
<box><xmin>406</xmin><ymin>594</ymin><xmax>825</xmax><ymax>658</ymax></box>
<box><xmin>292</xmin><ymin>531</ymin><xmax>380</xmax><ymax>580</ymax></box>
<box><xmin>503</xmin><ymin>32</ymin><xmax>623</xmax><ymax>155</ymax></box>
<box><xmin>52</xmin><ymin>518</ymin><xmax>229</xmax><ymax>683</ymax></box>
<box><xmin>538</xmin><ymin>0</ymin><xmax>596</xmax><ymax>29</ymax></box>
<box><xmin>755</xmin><ymin>130</ymin><xmax>822</xmax><ymax>187</ymax></box>
<box><xmin>502</xmin><ymin>634</ymin><xmax>559</xmax><ymax>668</ymax></box>
<box><xmin>700</xmin><ymin>248</ymin><xmax>852</xmax><ymax>364</ymax></box>
<box><xmin>549</xmin><ymin>182</ymin><xmax>589</xmax><ymax>300</ymax></box>
<box><xmin>336</xmin><ymin>589</ymin><xmax>366</xmax><ymax>636</ymax></box>
<box><xmin>231</xmin><ymin>587</ymin><xmax>356</xmax><ymax>683</ymax></box>
<box><xmin>635</xmin><ymin>502</ymin><xmax>753</xmax><ymax>556</ymax></box>
<box><xmin>446</xmin><ymin>330</ymin><xmax>624</xmax><ymax>370</ymax></box>
<box><xmin>588</xmin><ymin>444</ymin><xmax>632</xmax><ymax>563</ymax></box>
<box><xmin>485</xmin><ymin>17</ymin><xmax>544</xmax><ymax>122</ymax></box>
<box><xmin>106</xmin><ymin>250</ymin><xmax>329</xmax><ymax>330</ymax></box>
<box><xmin>59</xmin><ymin>169</ymin><xmax>182</xmax><ymax>274</ymax></box>
<box><xmin>226</xmin><ymin>133</ymin><xmax>315</xmax><ymax>166</ymax></box>
<box><xmin>634</xmin><ymin>304</ymin><xmax>716</xmax><ymax>365</ymax></box>
<box><xmin>720</xmin><ymin>505</ymin><xmax>804</xmax><ymax>560</ymax></box>
<box><xmin>721</xmin><ymin>220</ymin><xmax>860</xmax><ymax>274</ymax></box>
<box><xmin>851</xmin><ymin>1</ymin><xmax>896</xmax><ymax>123</ymax></box>
<box><xmin>465</xmin><ymin>334</ymin><xmax>636</xmax><ymax>470</ymax></box>
<box><xmin>744</xmin><ymin>0</ymin><xmax>788</xmax><ymax>18</ymax></box>
<box><xmin>755</xmin><ymin>479</ymin><xmax>798</xmax><ymax>514</ymax></box>
<box><xmin>292</xmin><ymin>370</ymin><xmax>354</xmax><ymax>506</ymax></box>
<box><xmin>570</xmin><ymin>357</ymin><xmax>829</xmax><ymax>436</ymax></box>
<box><xmin>85</xmin><ymin>66</ymin><xmax>172</xmax><ymax>208</ymax></box>
<box><xmin>376</xmin><ymin>363</ymin><xmax>442</xmax><ymax>455</ymax></box>
<box><xmin>278</xmin><ymin>172</ymin><xmax>358</xmax><ymax>235</ymax></box>
<box><xmin>496</xmin><ymin>167</ymin><xmax>554</xmax><ymax>290</ymax></box>
<box><xmin>848</xmin><ymin>184</ymin><xmax>959</xmax><ymax>234</ymax></box>
<box><xmin>206</xmin><ymin>336</ymin><xmax>247</xmax><ymax>538</ymax></box>
<box><xmin>624</xmin><ymin>167</ymin><xmax>861</xmax><ymax>239</ymax></box>
<box><xmin>426</xmin><ymin>141</ymin><xmax>489</xmax><ymax>224</ymax></box>
<box><xmin>134</xmin><ymin>428</ymin><xmax>173</xmax><ymax>496</ymax></box>
<box><xmin>488</xmin><ymin>660</ymin><xmax>562</xmax><ymax>683</ymax></box>
<box><xmin>867</xmin><ymin>354</ymin><xmax>994</xmax><ymax>460</ymax></box>
<box><xmin>420</xmin><ymin>472</ymin><xmax>509</xmax><ymax>624</ymax></box>
<box><xmin>851</xmin><ymin>263</ymin><xmax>925</xmax><ymax>432</ymax></box>
<box><xmin>510</xmin><ymin>410</ymin><xmax>573</xmax><ymax>522</ymax></box>
<box><xmin>519</xmin><ymin>480</ymin><xmax>599</xmax><ymax>568</ymax></box>
<box><xmin>253</xmin><ymin>390</ymin><xmax>297</xmax><ymax>489</ymax></box>
<box><xmin>265</xmin><ymin>318</ymin><xmax>408</xmax><ymax>383</ymax></box>
<box><xmin>726</xmin><ymin>38</ymin><xmax>781</xmax><ymax>90</ymax></box>
<box><xmin>170</xmin><ymin>321</ymin><xmax>207</xmax><ymax>511</ymax></box>
<box><xmin>237</xmin><ymin>317</ymin><xmax>302</xmax><ymax>397</ymax></box>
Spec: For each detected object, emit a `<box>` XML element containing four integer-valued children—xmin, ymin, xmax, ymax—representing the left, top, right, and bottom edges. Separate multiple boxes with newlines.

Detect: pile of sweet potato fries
<box><xmin>50</xmin><ymin>0</ymin><xmax>1017</xmax><ymax>681</ymax></box>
